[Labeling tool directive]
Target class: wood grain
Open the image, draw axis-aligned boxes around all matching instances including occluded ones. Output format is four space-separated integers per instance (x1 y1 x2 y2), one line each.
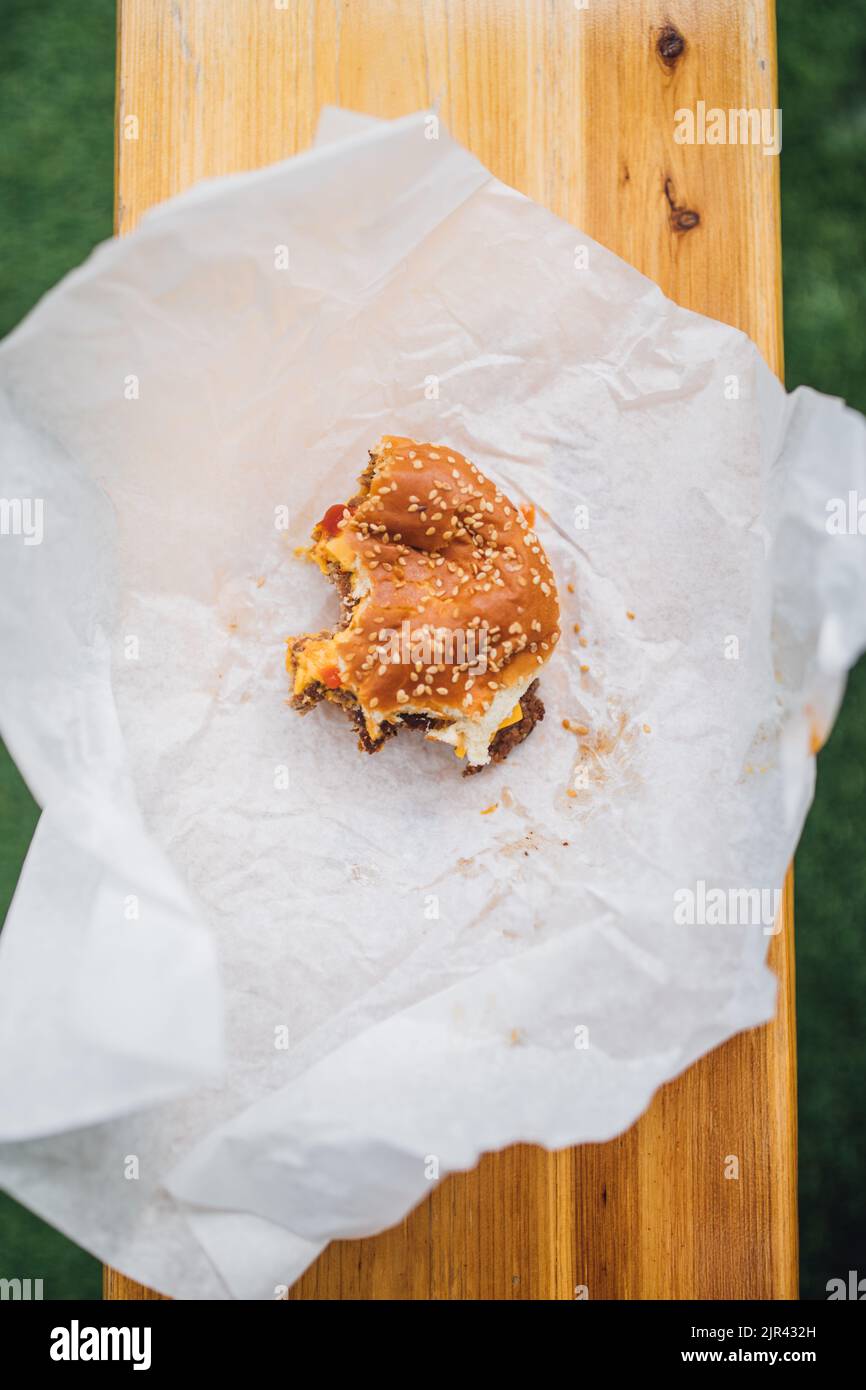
109 0 796 1299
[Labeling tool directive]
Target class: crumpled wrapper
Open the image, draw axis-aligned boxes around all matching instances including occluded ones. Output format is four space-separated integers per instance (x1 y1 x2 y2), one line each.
1 108 865 1299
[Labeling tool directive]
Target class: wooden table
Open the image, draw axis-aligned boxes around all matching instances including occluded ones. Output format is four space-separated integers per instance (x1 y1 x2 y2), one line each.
106 0 796 1300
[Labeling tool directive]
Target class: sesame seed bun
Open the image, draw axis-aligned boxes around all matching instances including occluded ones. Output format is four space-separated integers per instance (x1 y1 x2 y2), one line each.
288 437 561 771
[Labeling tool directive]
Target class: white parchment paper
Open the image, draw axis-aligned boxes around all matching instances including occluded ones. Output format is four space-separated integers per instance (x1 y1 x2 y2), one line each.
1 109 865 1298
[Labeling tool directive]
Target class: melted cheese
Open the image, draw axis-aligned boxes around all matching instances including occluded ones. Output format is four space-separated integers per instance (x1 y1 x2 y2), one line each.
427 673 536 767
321 534 356 570
497 703 523 731
452 702 521 757
292 638 342 694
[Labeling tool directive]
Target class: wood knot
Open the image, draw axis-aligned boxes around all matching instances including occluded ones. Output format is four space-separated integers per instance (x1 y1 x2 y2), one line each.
664 176 700 234
656 22 686 68
672 207 700 232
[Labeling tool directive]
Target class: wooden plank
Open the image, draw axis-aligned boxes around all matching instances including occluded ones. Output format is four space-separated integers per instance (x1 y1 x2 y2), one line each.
109 0 795 1299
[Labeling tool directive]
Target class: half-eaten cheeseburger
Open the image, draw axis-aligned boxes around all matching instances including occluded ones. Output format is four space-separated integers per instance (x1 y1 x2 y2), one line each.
287 437 560 774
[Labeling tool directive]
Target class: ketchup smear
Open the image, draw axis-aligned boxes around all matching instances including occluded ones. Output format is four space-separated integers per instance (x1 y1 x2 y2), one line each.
318 503 352 536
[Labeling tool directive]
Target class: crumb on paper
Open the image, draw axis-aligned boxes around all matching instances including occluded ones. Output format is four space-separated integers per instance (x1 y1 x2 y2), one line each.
567 582 575 594
573 622 581 633
480 803 498 815
563 709 639 801
520 502 535 526
642 723 651 734
498 828 541 859
626 610 635 620
508 1027 524 1045
805 706 824 753
256 576 265 588
580 663 590 674
562 719 589 736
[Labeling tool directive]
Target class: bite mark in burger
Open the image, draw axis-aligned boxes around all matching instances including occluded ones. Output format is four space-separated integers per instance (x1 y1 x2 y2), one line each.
287 437 561 774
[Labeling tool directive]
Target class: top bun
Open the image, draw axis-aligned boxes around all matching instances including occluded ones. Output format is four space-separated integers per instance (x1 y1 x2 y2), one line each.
290 436 560 766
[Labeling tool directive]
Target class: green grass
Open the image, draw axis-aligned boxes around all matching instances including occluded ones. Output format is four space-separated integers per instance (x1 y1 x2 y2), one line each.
0 0 864 1301
779 0 866 1299
0 0 116 338
0 0 116 1300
